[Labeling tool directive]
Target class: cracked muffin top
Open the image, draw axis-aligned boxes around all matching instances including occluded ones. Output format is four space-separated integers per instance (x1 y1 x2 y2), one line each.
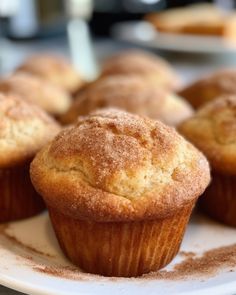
179 69 236 109
179 95 236 174
60 75 193 126
31 108 210 222
101 50 181 91
0 93 60 168
0 72 71 115
17 54 83 93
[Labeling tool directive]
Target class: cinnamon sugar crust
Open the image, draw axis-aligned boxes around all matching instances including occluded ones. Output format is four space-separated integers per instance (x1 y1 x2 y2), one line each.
101 50 181 91
60 75 193 126
0 93 60 168
0 72 71 115
179 69 236 109
179 95 236 174
17 54 83 93
31 108 210 222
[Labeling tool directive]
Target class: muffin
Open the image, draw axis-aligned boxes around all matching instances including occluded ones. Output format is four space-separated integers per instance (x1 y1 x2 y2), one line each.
145 4 225 36
60 75 193 126
179 95 236 226
17 54 83 94
0 72 71 116
179 69 236 109
31 108 210 277
101 50 181 91
145 4 236 41
0 93 60 222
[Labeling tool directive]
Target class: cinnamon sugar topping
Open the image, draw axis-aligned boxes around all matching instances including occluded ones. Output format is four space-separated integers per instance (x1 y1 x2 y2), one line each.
31 108 210 221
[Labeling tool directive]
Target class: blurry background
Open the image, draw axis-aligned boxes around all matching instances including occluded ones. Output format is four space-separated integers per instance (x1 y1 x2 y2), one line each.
0 0 236 81
0 0 234 38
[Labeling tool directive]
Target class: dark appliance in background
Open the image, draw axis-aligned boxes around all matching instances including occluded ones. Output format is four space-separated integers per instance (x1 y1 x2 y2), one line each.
90 0 213 36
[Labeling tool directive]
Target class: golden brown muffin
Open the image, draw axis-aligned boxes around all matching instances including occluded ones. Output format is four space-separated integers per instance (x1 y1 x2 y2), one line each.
60 75 193 126
17 54 83 94
101 50 181 91
145 4 224 35
179 95 236 226
179 69 236 109
31 108 210 277
0 93 60 222
145 4 236 41
0 72 71 115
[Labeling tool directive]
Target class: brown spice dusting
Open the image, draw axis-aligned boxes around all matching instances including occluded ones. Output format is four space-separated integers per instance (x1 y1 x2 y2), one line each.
179 251 196 258
145 243 236 280
32 244 236 282
0 225 54 258
1 223 236 282
34 265 95 281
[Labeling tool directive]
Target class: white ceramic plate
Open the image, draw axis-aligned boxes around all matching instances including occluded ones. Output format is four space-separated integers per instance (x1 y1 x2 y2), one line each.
0 212 236 295
111 21 236 54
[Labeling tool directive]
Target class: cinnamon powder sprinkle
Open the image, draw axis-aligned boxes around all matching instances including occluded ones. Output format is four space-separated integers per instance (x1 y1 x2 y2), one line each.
144 243 236 280
0 224 54 258
33 265 99 281
1 223 236 282
179 251 196 258
33 244 236 281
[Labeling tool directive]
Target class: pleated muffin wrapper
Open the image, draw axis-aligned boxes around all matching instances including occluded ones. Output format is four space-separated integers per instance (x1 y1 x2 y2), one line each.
0 162 45 222
48 202 195 277
200 171 236 227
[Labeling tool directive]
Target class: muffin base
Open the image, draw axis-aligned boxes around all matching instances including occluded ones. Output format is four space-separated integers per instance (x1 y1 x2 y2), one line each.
200 172 236 227
49 203 194 277
0 164 45 222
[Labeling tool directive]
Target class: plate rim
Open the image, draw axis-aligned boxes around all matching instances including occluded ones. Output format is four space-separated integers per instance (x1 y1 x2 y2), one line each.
111 21 236 54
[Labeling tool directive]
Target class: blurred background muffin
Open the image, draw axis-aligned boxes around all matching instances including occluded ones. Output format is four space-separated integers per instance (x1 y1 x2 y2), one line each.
145 4 225 36
16 54 83 95
145 3 236 41
0 72 71 116
60 75 192 126
0 93 60 222
179 69 236 109
179 95 236 226
100 50 181 91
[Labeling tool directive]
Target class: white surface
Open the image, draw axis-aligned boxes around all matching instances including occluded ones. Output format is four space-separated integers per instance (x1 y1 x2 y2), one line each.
0 212 236 295
112 21 236 54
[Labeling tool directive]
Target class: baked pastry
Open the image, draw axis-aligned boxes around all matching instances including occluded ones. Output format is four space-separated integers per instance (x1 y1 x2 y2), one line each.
31 108 210 277
145 3 236 40
16 54 83 94
0 94 60 222
60 75 193 126
179 95 236 226
179 69 236 109
0 72 71 115
145 4 225 36
101 50 181 91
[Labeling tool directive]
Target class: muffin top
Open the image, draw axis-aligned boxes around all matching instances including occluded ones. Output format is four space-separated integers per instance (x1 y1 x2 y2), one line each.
101 50 181 91
17 54 83 93
31 108 210 222
60 75 193 126
179 95 236 175
179 69 236 109
0 93 60 168
0 72 71 115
